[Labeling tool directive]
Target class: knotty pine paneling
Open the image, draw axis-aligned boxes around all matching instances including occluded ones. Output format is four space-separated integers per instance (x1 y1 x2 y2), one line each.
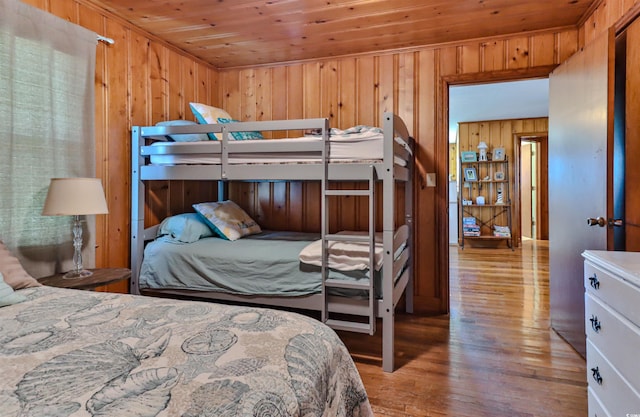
217 29 575 314
82 0 596 69
579 0 639 47
23 0 220 293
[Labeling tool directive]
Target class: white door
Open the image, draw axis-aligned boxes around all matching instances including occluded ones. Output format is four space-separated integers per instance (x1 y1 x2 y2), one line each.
548 31 611 356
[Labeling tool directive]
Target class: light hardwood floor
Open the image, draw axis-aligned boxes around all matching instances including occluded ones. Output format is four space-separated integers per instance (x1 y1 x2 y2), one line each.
338 240 588 416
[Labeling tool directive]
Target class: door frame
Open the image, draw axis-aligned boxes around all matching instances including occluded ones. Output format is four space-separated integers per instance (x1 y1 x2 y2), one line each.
610 0 640 251
437 65 558 312
513 132 549 246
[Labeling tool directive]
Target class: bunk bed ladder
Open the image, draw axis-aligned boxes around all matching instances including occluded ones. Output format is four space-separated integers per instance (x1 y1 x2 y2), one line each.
322 165 377 335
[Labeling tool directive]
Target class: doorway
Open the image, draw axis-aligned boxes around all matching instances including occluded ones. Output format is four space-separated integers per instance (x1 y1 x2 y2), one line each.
438 68 556 313
514 133 549 245
447 79 551 316
448 80 550 248
520 141 537 240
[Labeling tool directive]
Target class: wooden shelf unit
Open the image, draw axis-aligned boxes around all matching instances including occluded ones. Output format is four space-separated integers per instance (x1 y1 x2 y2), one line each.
459 157 513 249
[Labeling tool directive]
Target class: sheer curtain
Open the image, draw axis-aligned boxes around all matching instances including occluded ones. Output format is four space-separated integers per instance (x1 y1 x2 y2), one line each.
0 0 97 277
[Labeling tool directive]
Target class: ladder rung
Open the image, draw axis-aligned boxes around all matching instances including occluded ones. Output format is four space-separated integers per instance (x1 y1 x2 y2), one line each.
325 319 372 333
325 278 370 290
325 233 371 243
325 189 371 196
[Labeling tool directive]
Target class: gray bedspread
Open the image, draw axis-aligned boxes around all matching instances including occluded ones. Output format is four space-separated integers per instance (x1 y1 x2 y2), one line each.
0 286 373 417
139 231 378 296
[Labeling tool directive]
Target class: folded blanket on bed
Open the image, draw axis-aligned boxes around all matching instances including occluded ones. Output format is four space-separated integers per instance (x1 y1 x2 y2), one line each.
299 231 383 271
304 125 382 139
330 125 383 136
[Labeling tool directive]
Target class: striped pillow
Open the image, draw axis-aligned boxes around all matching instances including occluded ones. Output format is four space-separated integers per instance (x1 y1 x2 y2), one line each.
0 241 41 290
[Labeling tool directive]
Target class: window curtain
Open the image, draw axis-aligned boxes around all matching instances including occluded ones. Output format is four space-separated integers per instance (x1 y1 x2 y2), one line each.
0 0 97 278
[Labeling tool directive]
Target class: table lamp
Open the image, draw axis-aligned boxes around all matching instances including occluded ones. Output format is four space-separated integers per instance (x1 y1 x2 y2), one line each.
42 178 109 279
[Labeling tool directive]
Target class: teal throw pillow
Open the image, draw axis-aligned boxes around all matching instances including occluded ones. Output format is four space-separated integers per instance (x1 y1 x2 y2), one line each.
189 102 233 140
157 213 215 243
217 118 264 140
193 200 262 241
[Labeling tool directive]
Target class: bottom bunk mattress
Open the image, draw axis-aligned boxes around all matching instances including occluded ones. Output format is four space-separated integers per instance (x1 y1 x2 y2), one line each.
139 230 381 297
0 285 373 416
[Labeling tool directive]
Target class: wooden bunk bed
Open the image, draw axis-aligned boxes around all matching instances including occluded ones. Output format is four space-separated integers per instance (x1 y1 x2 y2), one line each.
130 112 415 372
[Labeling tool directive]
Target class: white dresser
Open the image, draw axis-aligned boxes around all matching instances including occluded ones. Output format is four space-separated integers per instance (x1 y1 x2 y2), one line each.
582 250 640 416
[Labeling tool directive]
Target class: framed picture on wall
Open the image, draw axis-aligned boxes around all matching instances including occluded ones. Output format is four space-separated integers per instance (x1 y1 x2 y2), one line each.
493 147 505 161
460 151 477 162
494 171 505 181
464 167 477 182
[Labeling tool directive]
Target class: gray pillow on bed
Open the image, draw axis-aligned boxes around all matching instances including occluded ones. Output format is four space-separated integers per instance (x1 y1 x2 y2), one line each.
157 213 215 243
155 120 209 142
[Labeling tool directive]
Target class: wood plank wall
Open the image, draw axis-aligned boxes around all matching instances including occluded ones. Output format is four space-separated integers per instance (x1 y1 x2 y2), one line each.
580 0 639 46
21 0 220 293
217 0 640 314
458 117 549 247
23 0 638 311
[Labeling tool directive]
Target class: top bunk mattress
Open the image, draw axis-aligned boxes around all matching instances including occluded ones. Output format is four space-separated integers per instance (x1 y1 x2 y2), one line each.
147 131 407 166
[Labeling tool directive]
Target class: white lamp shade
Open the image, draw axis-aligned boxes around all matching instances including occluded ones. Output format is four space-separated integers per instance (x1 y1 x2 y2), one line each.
42 178 109 216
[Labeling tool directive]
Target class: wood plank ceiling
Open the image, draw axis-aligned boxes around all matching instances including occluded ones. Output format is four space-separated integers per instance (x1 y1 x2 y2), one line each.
87 0 598 68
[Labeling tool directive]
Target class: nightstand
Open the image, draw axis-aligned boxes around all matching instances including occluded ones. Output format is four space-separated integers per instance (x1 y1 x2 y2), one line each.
37 268 131 291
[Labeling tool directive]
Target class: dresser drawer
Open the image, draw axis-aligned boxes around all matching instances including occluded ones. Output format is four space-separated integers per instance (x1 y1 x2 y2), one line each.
586 340 640 416
585 293 640 390
588 387 611 417
584 261 640 327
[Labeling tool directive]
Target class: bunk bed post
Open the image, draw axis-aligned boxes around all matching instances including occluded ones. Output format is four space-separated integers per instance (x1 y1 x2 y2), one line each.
130 126 145 295
382 113 396 372
320 118 330 324
368 166 377 335
405 137 415 314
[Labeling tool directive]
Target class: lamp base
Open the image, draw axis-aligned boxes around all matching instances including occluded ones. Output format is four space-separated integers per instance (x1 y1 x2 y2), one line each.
63 269 93 279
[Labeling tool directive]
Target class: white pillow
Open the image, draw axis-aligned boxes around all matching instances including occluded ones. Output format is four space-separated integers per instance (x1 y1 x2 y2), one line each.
189 102 233 140
193 200 261 241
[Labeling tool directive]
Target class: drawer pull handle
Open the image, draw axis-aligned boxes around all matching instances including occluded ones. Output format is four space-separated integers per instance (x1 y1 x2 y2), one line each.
588 274 600 290
590 315 601 333
591 367 603 385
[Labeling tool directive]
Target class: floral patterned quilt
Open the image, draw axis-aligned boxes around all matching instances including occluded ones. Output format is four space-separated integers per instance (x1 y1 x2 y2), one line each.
0 286 372 417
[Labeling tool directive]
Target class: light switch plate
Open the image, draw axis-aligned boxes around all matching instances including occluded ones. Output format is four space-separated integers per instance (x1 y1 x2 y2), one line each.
426 173 436 187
